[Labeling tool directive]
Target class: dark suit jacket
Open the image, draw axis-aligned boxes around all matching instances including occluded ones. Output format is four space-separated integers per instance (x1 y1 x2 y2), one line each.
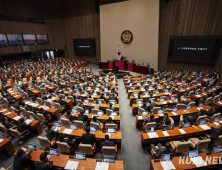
82 133 95 146
13 154 31 170
17 122 30 133
34 161 53 170
59 99 66 106
143 118 155 125
78 114 85 121
13 103 20 110
162 118 171 125
100 141 115 148
3 121 14 129
45 129 57 141
41 95 47 101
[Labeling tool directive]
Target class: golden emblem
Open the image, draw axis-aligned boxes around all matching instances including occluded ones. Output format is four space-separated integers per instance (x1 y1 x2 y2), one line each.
121 30 133 44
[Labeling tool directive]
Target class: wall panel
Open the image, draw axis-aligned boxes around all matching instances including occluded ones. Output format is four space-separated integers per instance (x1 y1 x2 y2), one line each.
159 0 222 72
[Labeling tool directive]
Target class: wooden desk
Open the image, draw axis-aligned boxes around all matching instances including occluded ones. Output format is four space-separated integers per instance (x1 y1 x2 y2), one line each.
0 108 42 134
23 148 123 170
8 89 23 102
59 126 122 146
150 152 221 170
0 138 15 156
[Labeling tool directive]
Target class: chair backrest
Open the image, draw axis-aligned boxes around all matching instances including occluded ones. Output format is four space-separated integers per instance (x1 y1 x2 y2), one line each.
169 117 174 125
188 102 195 108
76 106 84 112
90 122 100 130
205 97 212 105
98 99 104 103
76 99 82 104
106 123 116 129
106 109 112 116
36 113 46 122
213 95 220 103
74 120 84 129
67 96 74 102
196 115 207 125
138 107 145 116
87 98 94 103
38 136 51 148
213 135 222 146
54 103 61 110
79 144 93 155
175 141 190 153
61 118 70 128
152 107 161 114
145 122 156 131
210 113 221 123
179 115 183 128
27 111 35 118
10 129 20 139
56 141 70 153
45 101 51 107
165 108 173 112
196 139 211 150
176 104 186 110
102 146 116 156
37 97 43 104
188 91 194 98
0 123 8 133
91 109 99 115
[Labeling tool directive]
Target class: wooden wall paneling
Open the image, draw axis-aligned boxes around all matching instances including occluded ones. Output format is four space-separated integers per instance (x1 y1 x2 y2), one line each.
159 0 222 72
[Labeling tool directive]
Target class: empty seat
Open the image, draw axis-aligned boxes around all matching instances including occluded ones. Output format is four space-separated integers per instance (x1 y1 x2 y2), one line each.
38 136 56 149
170 140 190 153
61 118 70 128
176 104 186 110
56 141 73 153
79 143 96 156
101 146 117 156
188 138 211 150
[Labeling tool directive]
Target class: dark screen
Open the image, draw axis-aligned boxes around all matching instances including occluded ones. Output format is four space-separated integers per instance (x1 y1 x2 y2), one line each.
74 39 96 57
168 36 222 64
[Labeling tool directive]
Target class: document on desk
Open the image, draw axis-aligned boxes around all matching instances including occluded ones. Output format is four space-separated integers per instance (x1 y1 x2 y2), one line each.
190 157 207 167
214 122 219 126
178 129 186 134
160 161 176 170
64 160 79 170
95 162 109 170
4 112 11 116
162 131 169 136
171 112 177 115
195 95 201 97
159 114 164 117
218 102 222 105
183 110 189 113
110 116 115 120
0 109 7 112
63 128 73 134
0 139 4 143
199 125 211 130
138 116 143 120
25 101 31 104
148 132 159 138
13 116 21 121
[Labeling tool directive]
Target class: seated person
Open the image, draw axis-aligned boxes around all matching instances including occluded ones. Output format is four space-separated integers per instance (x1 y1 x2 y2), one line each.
13 101 20 111
143 114 155 126
91 116 101 126
150 142 174 159
100 93 105 100
17 118 31 133
82 127 95 146
66 110 74 122
2 117 14 129
184 114 195 125
107 103 115 111
34 152 53 170
13 149 31 170
107 117 115 124
193 109 206 122
100 134 115 148
41 93 48 101
58 96 66 106
45 123 57 141
206 107 218 117
208 124 222 142
109 94 117 100
161 113 171 126
163 102 173 110
141 103 148 111
147 100 157 112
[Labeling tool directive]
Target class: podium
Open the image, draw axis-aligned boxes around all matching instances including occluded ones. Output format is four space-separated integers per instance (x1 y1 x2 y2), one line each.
115 60 125 70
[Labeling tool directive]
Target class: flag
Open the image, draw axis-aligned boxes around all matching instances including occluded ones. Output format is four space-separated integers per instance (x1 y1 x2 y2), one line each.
117 48 121 60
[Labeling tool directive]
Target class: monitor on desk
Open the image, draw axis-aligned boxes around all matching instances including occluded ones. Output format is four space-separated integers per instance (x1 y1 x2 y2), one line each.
19 112 24 118
160 98 164 102
103 155 115 163
49 149 59 156
144 92 149 96
161 154 172 161
184 122 191 128
84 100 89 104
72 109 77 113
28 144 36 151
172 108 178 112
70 124 78 130
0 133 4 139
65 97 68 100
142 112 148 116
214 116 220 122
200 119 206 125
186 105 191 110
54 122 61 127
75 153 86 160
48 93 51 96
155 91 159 94
188 150 199 158
165 89 169 93
199 103 203 107
107 128 116 133
180 95 184 99
90 126 97 132
171 97 175 100
51 105 56 109
213 146 222 154
166 125 174 130
85 109 89 114
158 110 163 114
97 111 104 116
111 112 117 116
30 116 34 121
56 95 59 98
148 127 156 132
69 89 72 92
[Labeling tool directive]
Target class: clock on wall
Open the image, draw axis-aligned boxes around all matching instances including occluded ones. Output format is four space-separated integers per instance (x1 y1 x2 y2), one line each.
121 30 133 44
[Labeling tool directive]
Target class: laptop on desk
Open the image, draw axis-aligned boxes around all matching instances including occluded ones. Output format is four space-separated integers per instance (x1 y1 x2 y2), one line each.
49 149 59 156
103 156 115 163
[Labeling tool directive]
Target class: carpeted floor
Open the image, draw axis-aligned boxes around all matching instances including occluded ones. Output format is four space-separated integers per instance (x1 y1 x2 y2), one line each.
0 64 151 170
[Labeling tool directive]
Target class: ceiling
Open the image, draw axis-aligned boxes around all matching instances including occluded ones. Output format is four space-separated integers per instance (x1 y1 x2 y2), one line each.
0 0 128 19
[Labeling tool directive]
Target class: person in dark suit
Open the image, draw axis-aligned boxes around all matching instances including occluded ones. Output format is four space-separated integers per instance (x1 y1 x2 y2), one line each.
209 124 222 142
150 142 175 158
184 114 195 125
13 101 20 110
41 93 47 101
100 134 115 148
65 110 74 122
2 117 14 129
163 102 173 110
34 152 53 170
147 100 157 112
13 149 31 170
193 109 206 122
45 123 57 141
109 94 117 100
161 113 171 126
58 96 66 106
58 134 76 148
141 103 148 111
143 114 155 126
82 127 95 146
78 110 85 121
100 93 105 100
17 118 30 133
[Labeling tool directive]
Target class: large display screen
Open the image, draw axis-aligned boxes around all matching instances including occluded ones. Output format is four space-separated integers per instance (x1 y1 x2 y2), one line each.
0 34 8 46
74 38 96 57
36 34 49 44
7 34 23 45
168 36 222 64
23 34 37 45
